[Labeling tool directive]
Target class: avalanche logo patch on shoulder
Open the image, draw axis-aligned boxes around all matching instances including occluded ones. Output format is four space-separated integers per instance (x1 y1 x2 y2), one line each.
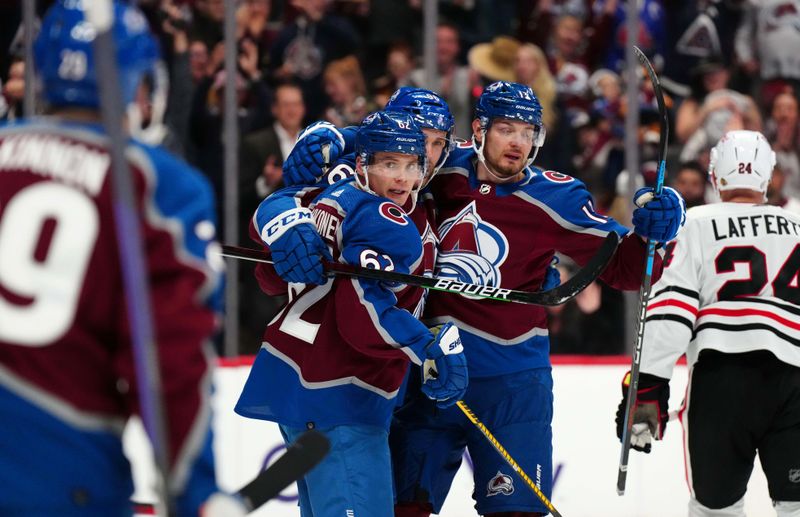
379 202 408 226
543 170 574 183
487 471 514 497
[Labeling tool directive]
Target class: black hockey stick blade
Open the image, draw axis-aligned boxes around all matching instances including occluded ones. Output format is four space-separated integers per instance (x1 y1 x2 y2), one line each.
221 232 619 307
238 430 330 512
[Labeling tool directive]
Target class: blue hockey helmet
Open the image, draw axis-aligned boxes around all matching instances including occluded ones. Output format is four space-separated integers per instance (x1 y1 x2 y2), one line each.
474 81 547 171
355 110 428 203
386 86 456 176
34 0 161 110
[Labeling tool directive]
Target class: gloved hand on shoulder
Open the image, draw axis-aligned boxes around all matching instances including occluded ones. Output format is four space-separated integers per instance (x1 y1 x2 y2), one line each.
282 121 346 186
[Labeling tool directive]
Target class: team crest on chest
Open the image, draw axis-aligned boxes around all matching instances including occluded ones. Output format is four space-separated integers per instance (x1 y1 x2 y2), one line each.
436 201 509 291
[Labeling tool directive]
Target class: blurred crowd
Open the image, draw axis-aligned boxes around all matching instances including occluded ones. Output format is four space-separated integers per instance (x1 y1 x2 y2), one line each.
1 0 799 355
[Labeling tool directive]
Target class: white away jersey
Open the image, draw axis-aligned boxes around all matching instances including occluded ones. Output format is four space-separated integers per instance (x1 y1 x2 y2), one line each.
642 202 800 379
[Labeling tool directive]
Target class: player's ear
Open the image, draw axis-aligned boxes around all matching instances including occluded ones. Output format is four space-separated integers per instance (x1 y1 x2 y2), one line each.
471 119 483 143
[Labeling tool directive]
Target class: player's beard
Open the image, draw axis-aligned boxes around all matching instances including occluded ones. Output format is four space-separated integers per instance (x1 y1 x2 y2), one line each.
485 145 526 179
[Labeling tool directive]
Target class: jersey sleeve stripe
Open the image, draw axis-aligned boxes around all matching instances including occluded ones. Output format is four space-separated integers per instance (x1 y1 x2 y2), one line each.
696 322 800 347
648 299 699 316
652 285 700 300
645 313 695 332
697 307 800 332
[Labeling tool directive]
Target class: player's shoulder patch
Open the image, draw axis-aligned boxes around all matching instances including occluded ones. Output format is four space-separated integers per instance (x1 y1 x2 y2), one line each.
541 170 575 183
379 201 409 226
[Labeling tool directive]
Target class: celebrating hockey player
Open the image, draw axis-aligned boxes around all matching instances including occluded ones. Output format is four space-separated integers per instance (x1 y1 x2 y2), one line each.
268 80 686 516
0 1 238 515
235 110 468 517
616 130 800 517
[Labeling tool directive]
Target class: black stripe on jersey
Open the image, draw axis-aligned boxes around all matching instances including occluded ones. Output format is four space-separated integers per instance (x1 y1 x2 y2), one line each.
652 285 699 300
696 322 800 347
645 313 694 332
726 297 800 318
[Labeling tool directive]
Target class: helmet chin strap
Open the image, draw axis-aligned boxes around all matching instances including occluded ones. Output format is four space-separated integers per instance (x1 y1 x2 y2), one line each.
473 130 528 184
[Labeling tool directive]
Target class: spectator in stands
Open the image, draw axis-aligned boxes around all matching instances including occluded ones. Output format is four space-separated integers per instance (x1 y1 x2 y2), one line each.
767 162 800 214
735 0 800 105
409 22 473 140
241 82 306 214
0 57 24 122
323 55 373 128
372 41 416 97
269 0 360 121
189 43 270 222
468 35 520 84
190 0 225 50
672 161 708 209
237 0 278 73
764 89 800 199
677 58 761 165
515 42 558 130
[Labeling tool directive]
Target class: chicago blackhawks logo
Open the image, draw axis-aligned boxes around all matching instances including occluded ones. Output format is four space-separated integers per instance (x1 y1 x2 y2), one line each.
436 201 508 294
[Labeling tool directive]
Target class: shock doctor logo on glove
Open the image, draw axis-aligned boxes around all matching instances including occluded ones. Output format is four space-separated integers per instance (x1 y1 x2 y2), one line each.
487 471 515 496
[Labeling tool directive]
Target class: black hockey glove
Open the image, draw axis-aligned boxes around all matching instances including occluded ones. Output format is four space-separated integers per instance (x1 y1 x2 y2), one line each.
615 371 670 453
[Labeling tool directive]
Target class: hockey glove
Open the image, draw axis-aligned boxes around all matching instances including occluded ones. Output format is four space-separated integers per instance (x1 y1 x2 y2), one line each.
282 121 346 186
421 323 468 408
632 186 686 242
615 371 670 453
542 256 561 291
261 208 332 285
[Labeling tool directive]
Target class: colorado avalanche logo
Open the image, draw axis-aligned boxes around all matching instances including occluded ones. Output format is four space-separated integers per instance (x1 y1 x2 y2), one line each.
487 471 515 497
436 201 508 294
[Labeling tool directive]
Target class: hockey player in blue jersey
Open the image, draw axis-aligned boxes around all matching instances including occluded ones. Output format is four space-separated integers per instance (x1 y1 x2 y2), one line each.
0 1 248 516
267 81 686 516
235 110 468 517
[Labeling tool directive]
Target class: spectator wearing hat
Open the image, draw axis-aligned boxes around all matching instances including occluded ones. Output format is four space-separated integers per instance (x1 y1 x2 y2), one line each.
468 35 520 83
409 22 473 140
514 42 558 130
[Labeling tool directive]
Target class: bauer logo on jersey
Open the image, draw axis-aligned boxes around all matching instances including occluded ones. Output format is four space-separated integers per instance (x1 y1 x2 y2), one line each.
379 202 409 226
487 471 515 497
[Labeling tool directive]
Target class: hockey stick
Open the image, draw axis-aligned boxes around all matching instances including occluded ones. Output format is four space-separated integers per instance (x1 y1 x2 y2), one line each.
220 231 619 306
238 429 330 511
136 430 330 514
84 2 173 514
616 46 670 496
457 401 563 517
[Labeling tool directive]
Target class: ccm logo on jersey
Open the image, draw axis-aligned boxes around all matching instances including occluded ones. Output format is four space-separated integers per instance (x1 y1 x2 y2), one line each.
379 202 409 225
543 170 574 183
433 278 512 299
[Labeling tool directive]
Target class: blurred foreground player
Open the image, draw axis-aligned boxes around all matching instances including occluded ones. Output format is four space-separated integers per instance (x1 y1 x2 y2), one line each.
0 2 234 515
617 131 800 516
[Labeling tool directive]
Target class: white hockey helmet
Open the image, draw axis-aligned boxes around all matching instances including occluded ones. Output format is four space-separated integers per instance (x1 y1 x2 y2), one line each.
708 130 775 198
